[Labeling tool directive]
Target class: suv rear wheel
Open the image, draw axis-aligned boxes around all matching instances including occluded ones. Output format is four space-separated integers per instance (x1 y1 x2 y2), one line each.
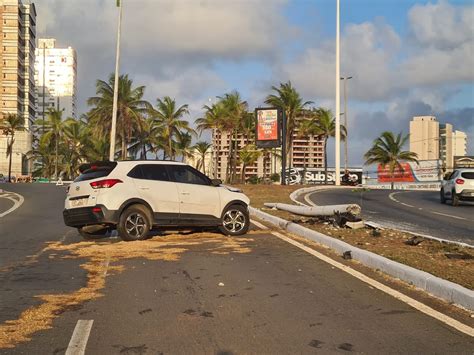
218 205 249 236
451 191 460 207
117 204 152 241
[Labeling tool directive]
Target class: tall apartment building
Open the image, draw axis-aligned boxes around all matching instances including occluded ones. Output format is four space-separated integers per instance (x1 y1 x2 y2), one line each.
409 116 440 161
34 38 77 120
0 0 36 177
409 116 468 171
211 115 325 182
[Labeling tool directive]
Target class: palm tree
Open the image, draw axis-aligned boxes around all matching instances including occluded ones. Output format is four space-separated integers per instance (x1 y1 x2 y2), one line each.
196 102 225 178
1 113 25 182
194 141 212 174
175 131 194 163
265 81 313 166
35 109 67 179
239 144 261 183
151 96 193 160
62 119 89 178
364 131 418 190
87 74 151 160
218 91 248 183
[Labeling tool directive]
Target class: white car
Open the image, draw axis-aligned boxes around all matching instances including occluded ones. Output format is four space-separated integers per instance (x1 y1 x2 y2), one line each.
63 161 250 241
440 168 474 206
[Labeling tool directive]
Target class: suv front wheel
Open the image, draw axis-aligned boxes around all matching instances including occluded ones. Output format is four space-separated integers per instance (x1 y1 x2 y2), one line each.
117 204 152 241
218 205 249 236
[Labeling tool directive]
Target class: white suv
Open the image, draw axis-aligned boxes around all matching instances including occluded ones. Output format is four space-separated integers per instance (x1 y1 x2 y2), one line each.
63 161 250 240
440 168 474 206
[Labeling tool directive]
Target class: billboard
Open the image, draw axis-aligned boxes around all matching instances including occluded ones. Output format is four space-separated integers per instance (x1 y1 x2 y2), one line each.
285 168 363 185
255 108 280 148
377 160 441 183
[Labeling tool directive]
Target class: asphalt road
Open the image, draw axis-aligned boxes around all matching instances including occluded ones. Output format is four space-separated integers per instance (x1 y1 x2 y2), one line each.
1 184 473 354
307 188 474 245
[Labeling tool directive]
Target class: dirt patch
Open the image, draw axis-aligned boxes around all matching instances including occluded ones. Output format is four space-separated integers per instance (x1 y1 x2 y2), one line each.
0 233 253 349
238 184 474 290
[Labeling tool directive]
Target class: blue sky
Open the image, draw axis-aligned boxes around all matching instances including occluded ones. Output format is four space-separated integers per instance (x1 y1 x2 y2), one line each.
36 0 473 164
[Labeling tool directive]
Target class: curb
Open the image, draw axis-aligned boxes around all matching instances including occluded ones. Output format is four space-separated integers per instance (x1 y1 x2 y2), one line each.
249 206 474 311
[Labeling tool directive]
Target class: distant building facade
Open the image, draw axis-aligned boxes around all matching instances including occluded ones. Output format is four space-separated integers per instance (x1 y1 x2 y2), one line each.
211 115 325 182
409 115 468 172
34 38 77 120
0 0 36 177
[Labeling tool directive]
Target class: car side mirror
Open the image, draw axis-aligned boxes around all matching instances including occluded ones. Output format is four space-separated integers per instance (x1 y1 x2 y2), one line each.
211 179 222 187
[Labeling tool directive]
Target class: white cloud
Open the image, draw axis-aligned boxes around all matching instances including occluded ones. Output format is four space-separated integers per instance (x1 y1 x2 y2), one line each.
408 0 474 50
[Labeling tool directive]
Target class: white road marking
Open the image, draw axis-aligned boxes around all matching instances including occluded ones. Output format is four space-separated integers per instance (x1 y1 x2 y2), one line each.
65 320 94 355
268 230 474 337
430 211 467 221
251 219 269 230
304 191 320 206
0 191 24 218
101 258 110 277
388 192 415 208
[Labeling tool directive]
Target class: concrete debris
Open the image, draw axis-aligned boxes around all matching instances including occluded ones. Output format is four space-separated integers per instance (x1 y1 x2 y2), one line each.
346 221 365 229
342 251 352 260
218 282 225 287
263 202 361 217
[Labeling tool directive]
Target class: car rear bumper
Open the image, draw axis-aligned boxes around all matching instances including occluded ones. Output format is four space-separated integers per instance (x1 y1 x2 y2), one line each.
63 205 118 228
459 189 474 200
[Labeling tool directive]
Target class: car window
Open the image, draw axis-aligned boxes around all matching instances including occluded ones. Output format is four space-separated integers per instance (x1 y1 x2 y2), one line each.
128 164 170 181
461 172 474 179
167 165 210 185
448 171 458 180
74 167 114 182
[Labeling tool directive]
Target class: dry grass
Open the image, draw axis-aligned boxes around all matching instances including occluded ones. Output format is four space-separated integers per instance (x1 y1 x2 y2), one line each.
0 232 253 349
238 184 474 290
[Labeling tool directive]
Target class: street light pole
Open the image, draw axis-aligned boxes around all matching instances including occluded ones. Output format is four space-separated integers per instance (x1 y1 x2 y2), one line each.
341 76 352 171
335 0 341 185
109 0 123 162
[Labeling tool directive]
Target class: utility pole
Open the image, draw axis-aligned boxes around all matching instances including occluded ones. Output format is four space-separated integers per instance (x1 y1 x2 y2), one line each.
109 0 123 162
281 110 287 185
341 76 352 171
42 41 45 133
335 0 341 186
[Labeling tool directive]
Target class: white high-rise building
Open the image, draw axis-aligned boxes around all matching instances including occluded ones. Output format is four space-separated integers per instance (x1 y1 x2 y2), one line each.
0 0 36 178
34 38 77 120
453 130 467 157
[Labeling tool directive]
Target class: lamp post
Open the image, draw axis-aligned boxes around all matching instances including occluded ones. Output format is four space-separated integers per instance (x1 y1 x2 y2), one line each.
109 0 123 162
334 0 341 186
340 76 352 171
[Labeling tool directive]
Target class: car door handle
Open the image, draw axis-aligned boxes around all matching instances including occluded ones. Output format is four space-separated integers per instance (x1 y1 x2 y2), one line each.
139 187 150 190
181 192 190 195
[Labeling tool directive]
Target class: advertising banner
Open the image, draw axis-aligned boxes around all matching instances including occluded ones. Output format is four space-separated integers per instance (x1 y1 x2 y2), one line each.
286 168 362 185
377 160 441 183
454 156 474 168
255 108 280 148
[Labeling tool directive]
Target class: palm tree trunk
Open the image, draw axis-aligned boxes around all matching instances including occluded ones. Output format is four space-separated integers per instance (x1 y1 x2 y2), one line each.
241 164 246 183
202 153 206 175
232 129 238 183
324 137 328 185
55 135 59 180
7 136 13 183
227 131 233 183
390 170 394 190
215 131 220 179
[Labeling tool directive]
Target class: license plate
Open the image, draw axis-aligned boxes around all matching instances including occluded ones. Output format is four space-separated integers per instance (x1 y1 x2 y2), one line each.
71 198 87 207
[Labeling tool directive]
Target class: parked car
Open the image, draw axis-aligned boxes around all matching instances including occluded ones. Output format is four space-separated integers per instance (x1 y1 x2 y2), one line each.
63 161 250 241
440 168 474 206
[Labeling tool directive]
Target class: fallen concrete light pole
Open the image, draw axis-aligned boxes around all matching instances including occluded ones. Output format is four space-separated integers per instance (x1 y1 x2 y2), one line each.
263 203 361 216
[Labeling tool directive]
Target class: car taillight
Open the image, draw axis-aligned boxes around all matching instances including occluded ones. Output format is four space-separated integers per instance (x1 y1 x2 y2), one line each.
90 179 123 189
455 178 464 185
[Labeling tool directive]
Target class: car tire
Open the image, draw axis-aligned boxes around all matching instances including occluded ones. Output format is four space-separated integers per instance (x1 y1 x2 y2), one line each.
218 204 249 236
117 204 152 241
451 191 460 207
78 226 110 240
440 189 446 204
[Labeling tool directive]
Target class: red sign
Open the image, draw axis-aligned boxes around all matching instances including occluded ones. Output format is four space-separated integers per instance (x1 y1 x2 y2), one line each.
257 109 278 141
377 163 415 182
